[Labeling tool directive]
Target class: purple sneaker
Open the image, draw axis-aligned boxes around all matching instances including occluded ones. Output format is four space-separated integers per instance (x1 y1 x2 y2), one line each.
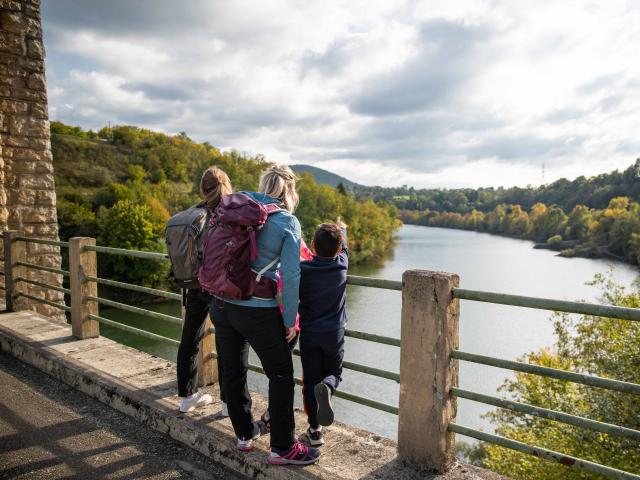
268 440 321 466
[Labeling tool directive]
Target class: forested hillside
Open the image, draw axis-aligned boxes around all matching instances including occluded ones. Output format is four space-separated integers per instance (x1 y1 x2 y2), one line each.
51 122 400 288
357 160 640 267
358 161 640 213
290 164 360 189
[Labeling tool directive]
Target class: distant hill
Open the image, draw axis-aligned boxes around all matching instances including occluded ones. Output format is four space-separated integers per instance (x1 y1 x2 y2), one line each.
290 164 360 188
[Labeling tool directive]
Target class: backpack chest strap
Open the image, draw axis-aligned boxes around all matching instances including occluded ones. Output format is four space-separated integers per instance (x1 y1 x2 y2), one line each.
254 256 280 282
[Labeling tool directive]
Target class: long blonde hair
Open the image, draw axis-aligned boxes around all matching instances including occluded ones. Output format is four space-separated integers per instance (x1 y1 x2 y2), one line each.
258 165 299 213
200 166 232 210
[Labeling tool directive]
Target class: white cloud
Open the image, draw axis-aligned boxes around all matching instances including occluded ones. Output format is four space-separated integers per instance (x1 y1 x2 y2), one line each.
42 0 640 188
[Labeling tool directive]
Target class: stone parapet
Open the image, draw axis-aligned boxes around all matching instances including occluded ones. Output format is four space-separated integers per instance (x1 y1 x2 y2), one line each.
0 310 508 480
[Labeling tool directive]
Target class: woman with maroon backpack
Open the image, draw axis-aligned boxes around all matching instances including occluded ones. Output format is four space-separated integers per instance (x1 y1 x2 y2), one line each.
168 166 233 414
206 165 321 466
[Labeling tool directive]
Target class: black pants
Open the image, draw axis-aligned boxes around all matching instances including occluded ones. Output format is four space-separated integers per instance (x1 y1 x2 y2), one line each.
211 301 295 450
300 329 344 429
177 289 225 400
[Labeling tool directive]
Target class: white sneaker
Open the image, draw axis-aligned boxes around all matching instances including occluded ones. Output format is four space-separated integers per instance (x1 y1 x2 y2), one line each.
237 422 261 452
220 401 229 417
179 391 213 413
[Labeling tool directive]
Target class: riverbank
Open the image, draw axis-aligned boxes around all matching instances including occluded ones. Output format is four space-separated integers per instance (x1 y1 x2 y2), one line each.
402 221 637 268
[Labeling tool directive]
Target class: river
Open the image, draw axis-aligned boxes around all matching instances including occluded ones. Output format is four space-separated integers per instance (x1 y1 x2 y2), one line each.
99 224 638 439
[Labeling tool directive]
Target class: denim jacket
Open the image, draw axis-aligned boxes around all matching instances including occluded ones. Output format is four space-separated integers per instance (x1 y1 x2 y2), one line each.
224 192 302 328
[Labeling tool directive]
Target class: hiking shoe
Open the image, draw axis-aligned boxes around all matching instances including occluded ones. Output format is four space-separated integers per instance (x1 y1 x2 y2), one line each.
314 383 334 426
300 427 324 447
179 391 213 413
220 401 229 417
268 440 321 465
260 411 271 433
237 422 261 452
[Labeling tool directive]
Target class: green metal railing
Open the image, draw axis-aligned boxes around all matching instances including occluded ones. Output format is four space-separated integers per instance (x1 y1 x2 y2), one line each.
451 288 640 480
7 234 640 479
7 237 402 417
449 424 639 480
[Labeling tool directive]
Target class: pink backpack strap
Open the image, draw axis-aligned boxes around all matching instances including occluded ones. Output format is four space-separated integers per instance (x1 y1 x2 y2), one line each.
264 203 285 215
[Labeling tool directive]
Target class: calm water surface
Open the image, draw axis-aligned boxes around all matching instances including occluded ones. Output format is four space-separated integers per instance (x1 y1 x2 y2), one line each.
100 225 638 439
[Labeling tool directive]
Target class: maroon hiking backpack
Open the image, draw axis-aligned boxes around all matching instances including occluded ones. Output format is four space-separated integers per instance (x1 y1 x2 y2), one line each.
198 193 283 300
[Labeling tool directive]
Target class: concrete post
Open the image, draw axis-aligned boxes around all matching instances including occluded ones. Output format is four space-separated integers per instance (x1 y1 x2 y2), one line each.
3 230 26 312
398 270 460 473
69 237 99 339
197 315 217 387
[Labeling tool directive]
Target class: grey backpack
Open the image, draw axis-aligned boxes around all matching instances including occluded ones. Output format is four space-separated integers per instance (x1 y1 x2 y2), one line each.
165 204 210 289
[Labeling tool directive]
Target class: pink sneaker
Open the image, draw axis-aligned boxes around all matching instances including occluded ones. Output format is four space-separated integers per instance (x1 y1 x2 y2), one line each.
268 441 321 465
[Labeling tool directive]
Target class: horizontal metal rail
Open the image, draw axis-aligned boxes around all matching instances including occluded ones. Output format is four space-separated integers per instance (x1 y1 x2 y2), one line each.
453 288 640 322
15 236 69 248
89 314 180 346
452 387 640 441
18 292 71 312
449 423 640 480
218 352 399 415
347 275 402 291
344 328 401 347
209 325 400 348
292 348 400 383
452 350 640 395
85 276 182 301
206 326 399 381
85 296 182 325
16 261 69 277
15 277 71 295
85 245 169 262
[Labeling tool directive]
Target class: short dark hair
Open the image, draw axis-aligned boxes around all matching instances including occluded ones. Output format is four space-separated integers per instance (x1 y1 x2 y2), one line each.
313 223 343 257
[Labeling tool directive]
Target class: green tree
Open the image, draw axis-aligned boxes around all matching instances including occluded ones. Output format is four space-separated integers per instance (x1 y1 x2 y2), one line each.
483 273 640 479
97 200 168 286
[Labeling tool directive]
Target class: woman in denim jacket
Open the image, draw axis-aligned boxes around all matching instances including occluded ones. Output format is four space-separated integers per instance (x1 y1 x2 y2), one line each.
211 165 320 466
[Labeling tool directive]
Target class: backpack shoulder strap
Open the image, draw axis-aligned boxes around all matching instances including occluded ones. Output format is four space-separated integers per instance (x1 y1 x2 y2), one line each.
264 203 285 215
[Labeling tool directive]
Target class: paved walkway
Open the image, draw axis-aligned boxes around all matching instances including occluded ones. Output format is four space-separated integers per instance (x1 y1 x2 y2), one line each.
0 351 243 480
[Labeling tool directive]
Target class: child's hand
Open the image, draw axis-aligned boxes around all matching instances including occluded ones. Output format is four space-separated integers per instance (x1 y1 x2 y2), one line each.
336 216 347 229
285 327 297 342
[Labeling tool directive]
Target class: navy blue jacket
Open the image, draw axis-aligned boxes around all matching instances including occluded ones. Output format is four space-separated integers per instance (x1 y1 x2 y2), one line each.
298 229 348 333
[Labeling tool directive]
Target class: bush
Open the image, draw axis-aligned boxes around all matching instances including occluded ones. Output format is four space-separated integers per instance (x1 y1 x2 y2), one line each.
547 234 563 245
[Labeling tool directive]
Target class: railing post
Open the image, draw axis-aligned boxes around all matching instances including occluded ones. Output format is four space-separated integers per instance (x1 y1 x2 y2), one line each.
197 315 217 387
398 270 459 473
69 237 99 339
3 230 26 312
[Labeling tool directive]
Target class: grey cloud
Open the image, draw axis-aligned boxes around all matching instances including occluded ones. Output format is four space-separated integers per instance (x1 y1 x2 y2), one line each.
600 94 622 113
301 36 359 78
616 140 640 155
42 0 213 37
349 19 492 117
468 134 584 162
543 107 584 124
123 81 210 101
577 73 619 95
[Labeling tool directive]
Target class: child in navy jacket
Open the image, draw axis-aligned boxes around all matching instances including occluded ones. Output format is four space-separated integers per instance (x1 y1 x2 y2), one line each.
298 218 348 446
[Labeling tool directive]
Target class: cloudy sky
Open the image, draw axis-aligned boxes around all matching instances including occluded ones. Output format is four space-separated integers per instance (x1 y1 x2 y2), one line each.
42 1 640 188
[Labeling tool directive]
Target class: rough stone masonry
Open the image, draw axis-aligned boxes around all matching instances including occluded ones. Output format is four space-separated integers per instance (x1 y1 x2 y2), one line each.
0 0 64 317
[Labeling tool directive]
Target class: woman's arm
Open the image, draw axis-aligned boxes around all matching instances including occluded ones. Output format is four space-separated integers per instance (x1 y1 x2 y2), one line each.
279 215 302 328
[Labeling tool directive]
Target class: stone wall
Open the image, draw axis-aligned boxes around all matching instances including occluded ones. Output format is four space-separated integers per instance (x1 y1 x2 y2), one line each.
0 0 64 317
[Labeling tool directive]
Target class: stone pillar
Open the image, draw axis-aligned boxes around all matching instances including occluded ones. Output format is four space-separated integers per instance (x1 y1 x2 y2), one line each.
69 237 98 339
0 0 64 317
398 270 460 473
3 229 25 311
197 315 217 387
